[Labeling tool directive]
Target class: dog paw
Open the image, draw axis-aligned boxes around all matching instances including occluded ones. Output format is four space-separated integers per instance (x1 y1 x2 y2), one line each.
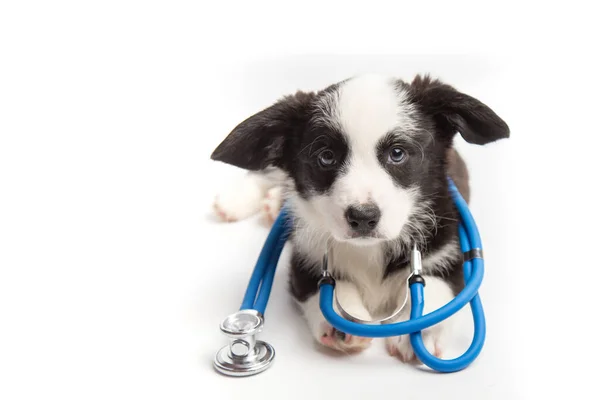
385 333 442 364
318 322 372 353
212 176 265 222
260 187 283 225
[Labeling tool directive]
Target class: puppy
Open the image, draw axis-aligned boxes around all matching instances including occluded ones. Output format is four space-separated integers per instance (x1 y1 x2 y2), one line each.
210 74 509 362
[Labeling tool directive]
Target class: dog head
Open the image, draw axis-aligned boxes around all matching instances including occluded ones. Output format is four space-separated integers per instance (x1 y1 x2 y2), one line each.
211 74 509 246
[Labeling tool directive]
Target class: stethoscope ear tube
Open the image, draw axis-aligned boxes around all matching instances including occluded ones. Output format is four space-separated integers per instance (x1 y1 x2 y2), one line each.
410 179 486 372
239 209 291 314
407 224 486 372
406 180 486 372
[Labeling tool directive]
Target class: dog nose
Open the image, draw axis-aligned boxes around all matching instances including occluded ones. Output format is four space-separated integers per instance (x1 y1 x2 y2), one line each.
345 204 381 233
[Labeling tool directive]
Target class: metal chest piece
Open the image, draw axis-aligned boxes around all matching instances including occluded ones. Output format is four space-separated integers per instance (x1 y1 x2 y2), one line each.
213 309 275 377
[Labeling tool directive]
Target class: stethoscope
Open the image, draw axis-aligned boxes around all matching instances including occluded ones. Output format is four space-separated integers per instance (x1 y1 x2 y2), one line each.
213 178 486 377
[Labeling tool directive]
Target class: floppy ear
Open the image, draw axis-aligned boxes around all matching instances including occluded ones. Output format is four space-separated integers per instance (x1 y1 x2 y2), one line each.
210 91 314 171
408 75 510 145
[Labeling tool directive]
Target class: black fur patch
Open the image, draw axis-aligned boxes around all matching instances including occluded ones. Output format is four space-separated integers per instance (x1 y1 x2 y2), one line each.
375 130 434 189
284 120 349 198
288 250 322 302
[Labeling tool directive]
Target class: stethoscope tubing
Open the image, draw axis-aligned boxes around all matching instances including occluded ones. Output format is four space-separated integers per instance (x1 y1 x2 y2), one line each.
408 223 486 372
239 209 290 314
237 178 485 372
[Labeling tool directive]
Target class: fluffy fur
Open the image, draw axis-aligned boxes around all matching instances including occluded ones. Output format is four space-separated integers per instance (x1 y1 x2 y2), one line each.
210 73 509 361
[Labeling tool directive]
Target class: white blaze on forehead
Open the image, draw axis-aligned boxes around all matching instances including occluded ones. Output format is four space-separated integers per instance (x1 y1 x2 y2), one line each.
335 74 410 146
318 74 417 145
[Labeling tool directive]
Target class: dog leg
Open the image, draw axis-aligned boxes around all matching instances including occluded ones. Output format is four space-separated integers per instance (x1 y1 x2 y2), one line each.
300 281 373 353
385 276 456 363
212 171 276 222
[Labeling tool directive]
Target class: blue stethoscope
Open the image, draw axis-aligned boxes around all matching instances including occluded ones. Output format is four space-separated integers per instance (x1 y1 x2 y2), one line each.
213 178 485 377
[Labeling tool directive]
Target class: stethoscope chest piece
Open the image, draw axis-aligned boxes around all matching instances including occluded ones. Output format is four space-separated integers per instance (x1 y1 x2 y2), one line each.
213 309 275 377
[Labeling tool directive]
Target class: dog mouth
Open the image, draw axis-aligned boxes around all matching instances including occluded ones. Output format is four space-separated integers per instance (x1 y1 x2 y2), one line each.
343 230 386 245
349 231 383 239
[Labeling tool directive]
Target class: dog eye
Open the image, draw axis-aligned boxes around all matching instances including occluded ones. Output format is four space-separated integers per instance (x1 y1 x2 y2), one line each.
318 149 336 167
388 146 406 163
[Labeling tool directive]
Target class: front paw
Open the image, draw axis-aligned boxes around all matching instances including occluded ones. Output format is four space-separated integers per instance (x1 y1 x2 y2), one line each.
318 322 372 353
385 332 443 364
212 175 265 222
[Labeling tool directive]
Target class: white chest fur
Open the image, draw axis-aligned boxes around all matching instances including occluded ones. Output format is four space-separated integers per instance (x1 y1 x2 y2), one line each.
330 241 416 318
293 232 409 318
293 227 460 320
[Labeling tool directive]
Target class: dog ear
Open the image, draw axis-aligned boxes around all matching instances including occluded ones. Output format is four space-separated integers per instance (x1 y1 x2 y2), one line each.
210 91 314 171
408 75 510 145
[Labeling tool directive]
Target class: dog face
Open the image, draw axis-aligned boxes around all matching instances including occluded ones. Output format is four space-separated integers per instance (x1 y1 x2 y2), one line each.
211 74 509 245
289 75 431 245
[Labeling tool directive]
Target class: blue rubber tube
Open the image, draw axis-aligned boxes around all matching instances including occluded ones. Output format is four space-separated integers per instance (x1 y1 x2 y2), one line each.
239 208 290 311
253 226 290 314
408 223 486 372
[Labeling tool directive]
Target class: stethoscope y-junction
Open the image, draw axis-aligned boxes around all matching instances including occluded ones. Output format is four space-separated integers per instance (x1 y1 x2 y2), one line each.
213 178 486 377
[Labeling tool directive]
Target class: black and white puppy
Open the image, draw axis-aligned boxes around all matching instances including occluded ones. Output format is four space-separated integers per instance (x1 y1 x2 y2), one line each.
210 74 509 362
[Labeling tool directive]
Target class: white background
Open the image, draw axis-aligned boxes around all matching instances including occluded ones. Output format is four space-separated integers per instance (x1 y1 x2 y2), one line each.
1 1 599 399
